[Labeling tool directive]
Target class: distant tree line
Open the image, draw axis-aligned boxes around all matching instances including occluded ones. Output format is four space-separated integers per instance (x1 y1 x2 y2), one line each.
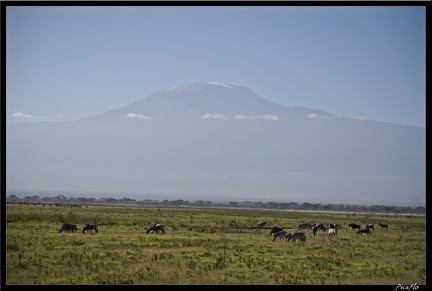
6 193 425 215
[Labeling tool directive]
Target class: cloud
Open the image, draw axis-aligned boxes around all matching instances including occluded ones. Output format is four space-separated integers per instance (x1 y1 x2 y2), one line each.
202 113 228 120
56 114 64 118
261 114 279 121
126 113 151 120
12 112 32 118
234 114 279 121
307 113 330 119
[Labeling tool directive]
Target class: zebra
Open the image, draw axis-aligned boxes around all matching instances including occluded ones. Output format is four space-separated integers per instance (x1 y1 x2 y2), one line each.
327 223 340 229
378 223 388 230
146 223 165 234
257 221 267 228
272 230 287 242
285 232 307 242
328 228 338 236
357 227 371 235
365 224 375 231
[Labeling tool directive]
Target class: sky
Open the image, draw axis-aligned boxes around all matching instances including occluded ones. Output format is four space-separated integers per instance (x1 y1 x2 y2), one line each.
6 5 426 127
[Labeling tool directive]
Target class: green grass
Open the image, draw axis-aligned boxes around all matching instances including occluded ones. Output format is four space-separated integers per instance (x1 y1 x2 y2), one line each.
6 204 426 285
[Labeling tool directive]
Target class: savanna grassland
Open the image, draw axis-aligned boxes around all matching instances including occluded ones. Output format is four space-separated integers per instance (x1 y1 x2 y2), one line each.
5 203 426 285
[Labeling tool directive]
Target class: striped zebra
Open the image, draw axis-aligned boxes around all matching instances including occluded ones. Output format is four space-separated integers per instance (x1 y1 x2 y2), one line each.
328 228 338 236
272 231 287 242
285 231 306 243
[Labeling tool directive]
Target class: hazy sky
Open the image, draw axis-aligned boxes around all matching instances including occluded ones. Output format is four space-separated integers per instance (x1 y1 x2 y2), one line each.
6 5 426 127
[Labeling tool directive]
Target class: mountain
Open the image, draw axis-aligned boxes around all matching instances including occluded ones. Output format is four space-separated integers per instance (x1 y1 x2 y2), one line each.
80 82 333 123
6 82 426 207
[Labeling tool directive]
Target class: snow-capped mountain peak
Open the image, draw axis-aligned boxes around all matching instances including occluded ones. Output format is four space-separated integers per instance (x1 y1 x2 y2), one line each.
206 82 240 89
162 82 242 93
82 82 334 122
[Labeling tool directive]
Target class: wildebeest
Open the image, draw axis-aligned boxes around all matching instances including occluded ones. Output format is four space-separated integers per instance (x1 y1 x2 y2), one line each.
146 223 165 234
58 223 77 233
285 231 306 242
348 223 361 230
315 223 326 231
311 223 325 236
365 224 375 231
298 223 313 230
328 228 338 236
272 230 287 242
257 221 267 228
357 227 371 235
311 225 318 236
378 223 388 230
269 226 284 236
82 224 98 234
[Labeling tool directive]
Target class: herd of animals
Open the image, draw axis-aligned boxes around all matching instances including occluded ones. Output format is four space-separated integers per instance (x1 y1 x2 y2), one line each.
57 222 165 234
257 221 389 242
58 223 99 234
58 220 388 242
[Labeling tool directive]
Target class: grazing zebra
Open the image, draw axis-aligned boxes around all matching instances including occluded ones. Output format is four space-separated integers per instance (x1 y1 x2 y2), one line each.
58 223 77 233
365 224 375 231
328 228 338 236
315 223 326 231
257 221 267 228
269 227 284 236
357 227 371 235
146 223 165 234
272 231 287 242
285 232 307 243
378 223 388 230
82 224 98 234
327 223 340 229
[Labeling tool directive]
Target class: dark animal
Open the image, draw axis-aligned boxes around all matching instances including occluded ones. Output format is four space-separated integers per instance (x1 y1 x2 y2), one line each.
378 223 388 230
312 225 318 236
269 227 284 236
365 224 375 231
328 228 338 236
311 223 325 236
82 224 98 234
348 223 361 230
272 230 287 242
327 223 340 229
58 223 77 233
315 223 326 231
257 221 267 227
146 223 165 234
357 227 371 235
286 232 307 242
298 223 313 230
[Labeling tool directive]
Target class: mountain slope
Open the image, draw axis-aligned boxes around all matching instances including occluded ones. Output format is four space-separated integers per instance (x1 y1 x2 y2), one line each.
80 82 333 123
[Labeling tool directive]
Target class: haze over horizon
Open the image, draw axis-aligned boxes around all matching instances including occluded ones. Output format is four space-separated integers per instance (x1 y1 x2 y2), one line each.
6 82 426 208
